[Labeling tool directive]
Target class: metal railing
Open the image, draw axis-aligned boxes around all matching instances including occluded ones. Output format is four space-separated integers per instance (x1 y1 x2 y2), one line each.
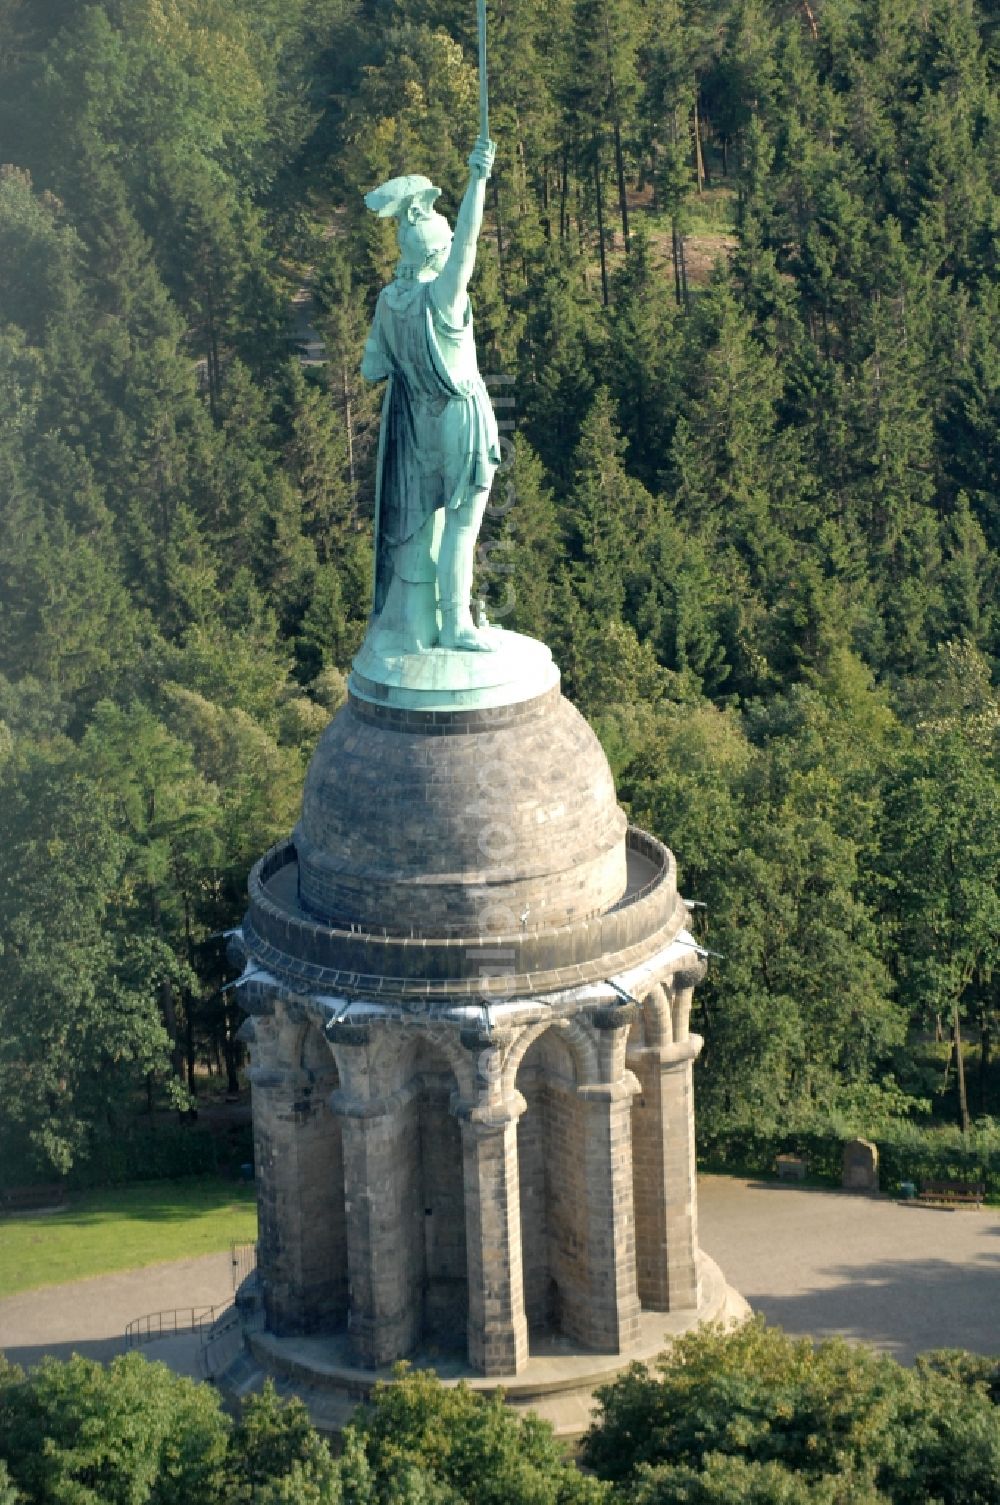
231 1239 258 1294
124 1306 219 1348
254 828 672 943
196 1244 264 1382
198 1302 264 1381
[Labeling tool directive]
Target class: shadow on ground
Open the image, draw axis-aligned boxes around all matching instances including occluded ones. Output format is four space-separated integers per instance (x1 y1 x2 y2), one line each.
2 1332 206 1380
746 1250 1000 1364
2 1337 126 1368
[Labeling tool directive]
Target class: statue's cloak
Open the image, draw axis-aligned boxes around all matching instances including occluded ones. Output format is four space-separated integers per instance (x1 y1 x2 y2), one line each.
365 281 499 614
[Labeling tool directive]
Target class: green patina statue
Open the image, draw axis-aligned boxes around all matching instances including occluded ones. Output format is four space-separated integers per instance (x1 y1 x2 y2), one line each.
348 6 557 709
360 136 500 654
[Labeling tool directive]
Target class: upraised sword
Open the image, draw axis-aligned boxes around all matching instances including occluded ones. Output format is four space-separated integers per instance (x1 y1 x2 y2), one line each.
477 0 489 141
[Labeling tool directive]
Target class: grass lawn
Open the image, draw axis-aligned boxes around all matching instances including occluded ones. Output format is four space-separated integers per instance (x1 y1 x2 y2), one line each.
0 1178 258 1299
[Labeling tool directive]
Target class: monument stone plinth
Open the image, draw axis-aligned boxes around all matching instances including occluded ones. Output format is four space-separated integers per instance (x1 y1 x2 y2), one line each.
224 643 747 1433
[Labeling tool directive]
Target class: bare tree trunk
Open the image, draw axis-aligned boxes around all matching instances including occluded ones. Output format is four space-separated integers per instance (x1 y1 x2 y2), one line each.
954 1004 971 1134
693 91 705 195
979 1019 990 1114
671 222 683 306
185 1008 197 1102
206 283 220 423
224 1004 242 1097
152 888 183 1083
593 135 609 307
160 977 184 1085
148 873 185 1107
612 115 630 251
342 365 355 499
517 137 529 215
560 143 569 241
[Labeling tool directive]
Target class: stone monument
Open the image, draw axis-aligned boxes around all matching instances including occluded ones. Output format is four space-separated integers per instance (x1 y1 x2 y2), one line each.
842 1138 879 1193
221 34 744 1434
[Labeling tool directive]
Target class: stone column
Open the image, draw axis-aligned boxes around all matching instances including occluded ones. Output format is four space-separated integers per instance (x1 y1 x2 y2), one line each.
573 1076 642 1351
629 1034 704 1312
250 1056 347 1335
459 1094 529 1376
333 1081 422 1367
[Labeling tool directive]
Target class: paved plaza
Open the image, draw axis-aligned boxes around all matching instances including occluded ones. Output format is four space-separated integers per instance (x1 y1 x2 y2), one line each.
0 1250 233 1375
1 1177 997 1376
698 1175 1000 1364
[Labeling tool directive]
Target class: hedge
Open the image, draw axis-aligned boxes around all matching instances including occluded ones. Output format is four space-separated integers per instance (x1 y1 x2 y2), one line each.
1 1122 253 1192
699 1118 1000 1197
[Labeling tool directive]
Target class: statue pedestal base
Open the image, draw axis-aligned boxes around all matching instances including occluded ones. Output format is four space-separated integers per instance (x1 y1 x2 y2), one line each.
349 627 559 712
215 1255 749 1440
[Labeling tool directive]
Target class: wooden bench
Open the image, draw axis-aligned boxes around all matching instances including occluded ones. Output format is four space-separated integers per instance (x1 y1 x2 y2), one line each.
917 1178 985 1208
775 1154 808 1182
0 1183 67 1214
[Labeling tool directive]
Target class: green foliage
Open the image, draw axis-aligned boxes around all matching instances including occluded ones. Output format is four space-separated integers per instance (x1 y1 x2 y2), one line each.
0 743 172 1175
629 1452 880 1504
0 1353 231 1505
877 726 1000 1027
583 1319 1000 1503
61 1124 225 1187
0 1459 18 1505
226 1383 340 1504
0 1360 347 1505
698 1116 1000 1199
2 1337 999 1505
347 1365 607 1504
0 1357 605 1505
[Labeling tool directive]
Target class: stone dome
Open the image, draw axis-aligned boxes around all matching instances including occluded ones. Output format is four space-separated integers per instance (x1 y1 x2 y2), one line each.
294 682 627 936
243 679 684 1000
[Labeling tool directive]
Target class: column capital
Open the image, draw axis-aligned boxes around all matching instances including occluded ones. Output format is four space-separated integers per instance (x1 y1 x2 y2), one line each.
454 1089 527 1132
329 1078 421 1120
591 1002 639 1031
247 1065 316 1091
627 1033 703 1069
669 965 706 992
576 1071 642 1104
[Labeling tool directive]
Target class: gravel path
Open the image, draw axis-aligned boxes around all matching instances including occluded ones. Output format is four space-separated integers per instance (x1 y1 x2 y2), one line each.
2 1179 997 1378
0 1250 234 1374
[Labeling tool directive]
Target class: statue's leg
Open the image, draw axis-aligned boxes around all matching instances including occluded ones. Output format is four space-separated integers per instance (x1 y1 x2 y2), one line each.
438 488 494 651
371 510 443 653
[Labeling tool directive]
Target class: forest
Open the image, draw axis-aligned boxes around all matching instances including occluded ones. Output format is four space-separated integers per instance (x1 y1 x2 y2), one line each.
0 0 998 1187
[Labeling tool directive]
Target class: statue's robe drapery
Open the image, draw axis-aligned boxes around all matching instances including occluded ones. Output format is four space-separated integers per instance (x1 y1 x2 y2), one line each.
363 280 500 614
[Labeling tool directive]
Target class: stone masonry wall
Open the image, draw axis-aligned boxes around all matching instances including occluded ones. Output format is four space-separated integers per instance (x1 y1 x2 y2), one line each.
515 1032 590 1349
419 1075 468 1348
252 1035 347 1335
248 980 704 1377
544 1081 589 1346
516 1080 549 1331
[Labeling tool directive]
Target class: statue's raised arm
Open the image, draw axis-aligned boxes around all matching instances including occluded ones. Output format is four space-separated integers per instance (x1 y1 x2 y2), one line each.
432 137 495 328
358 137 501 655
